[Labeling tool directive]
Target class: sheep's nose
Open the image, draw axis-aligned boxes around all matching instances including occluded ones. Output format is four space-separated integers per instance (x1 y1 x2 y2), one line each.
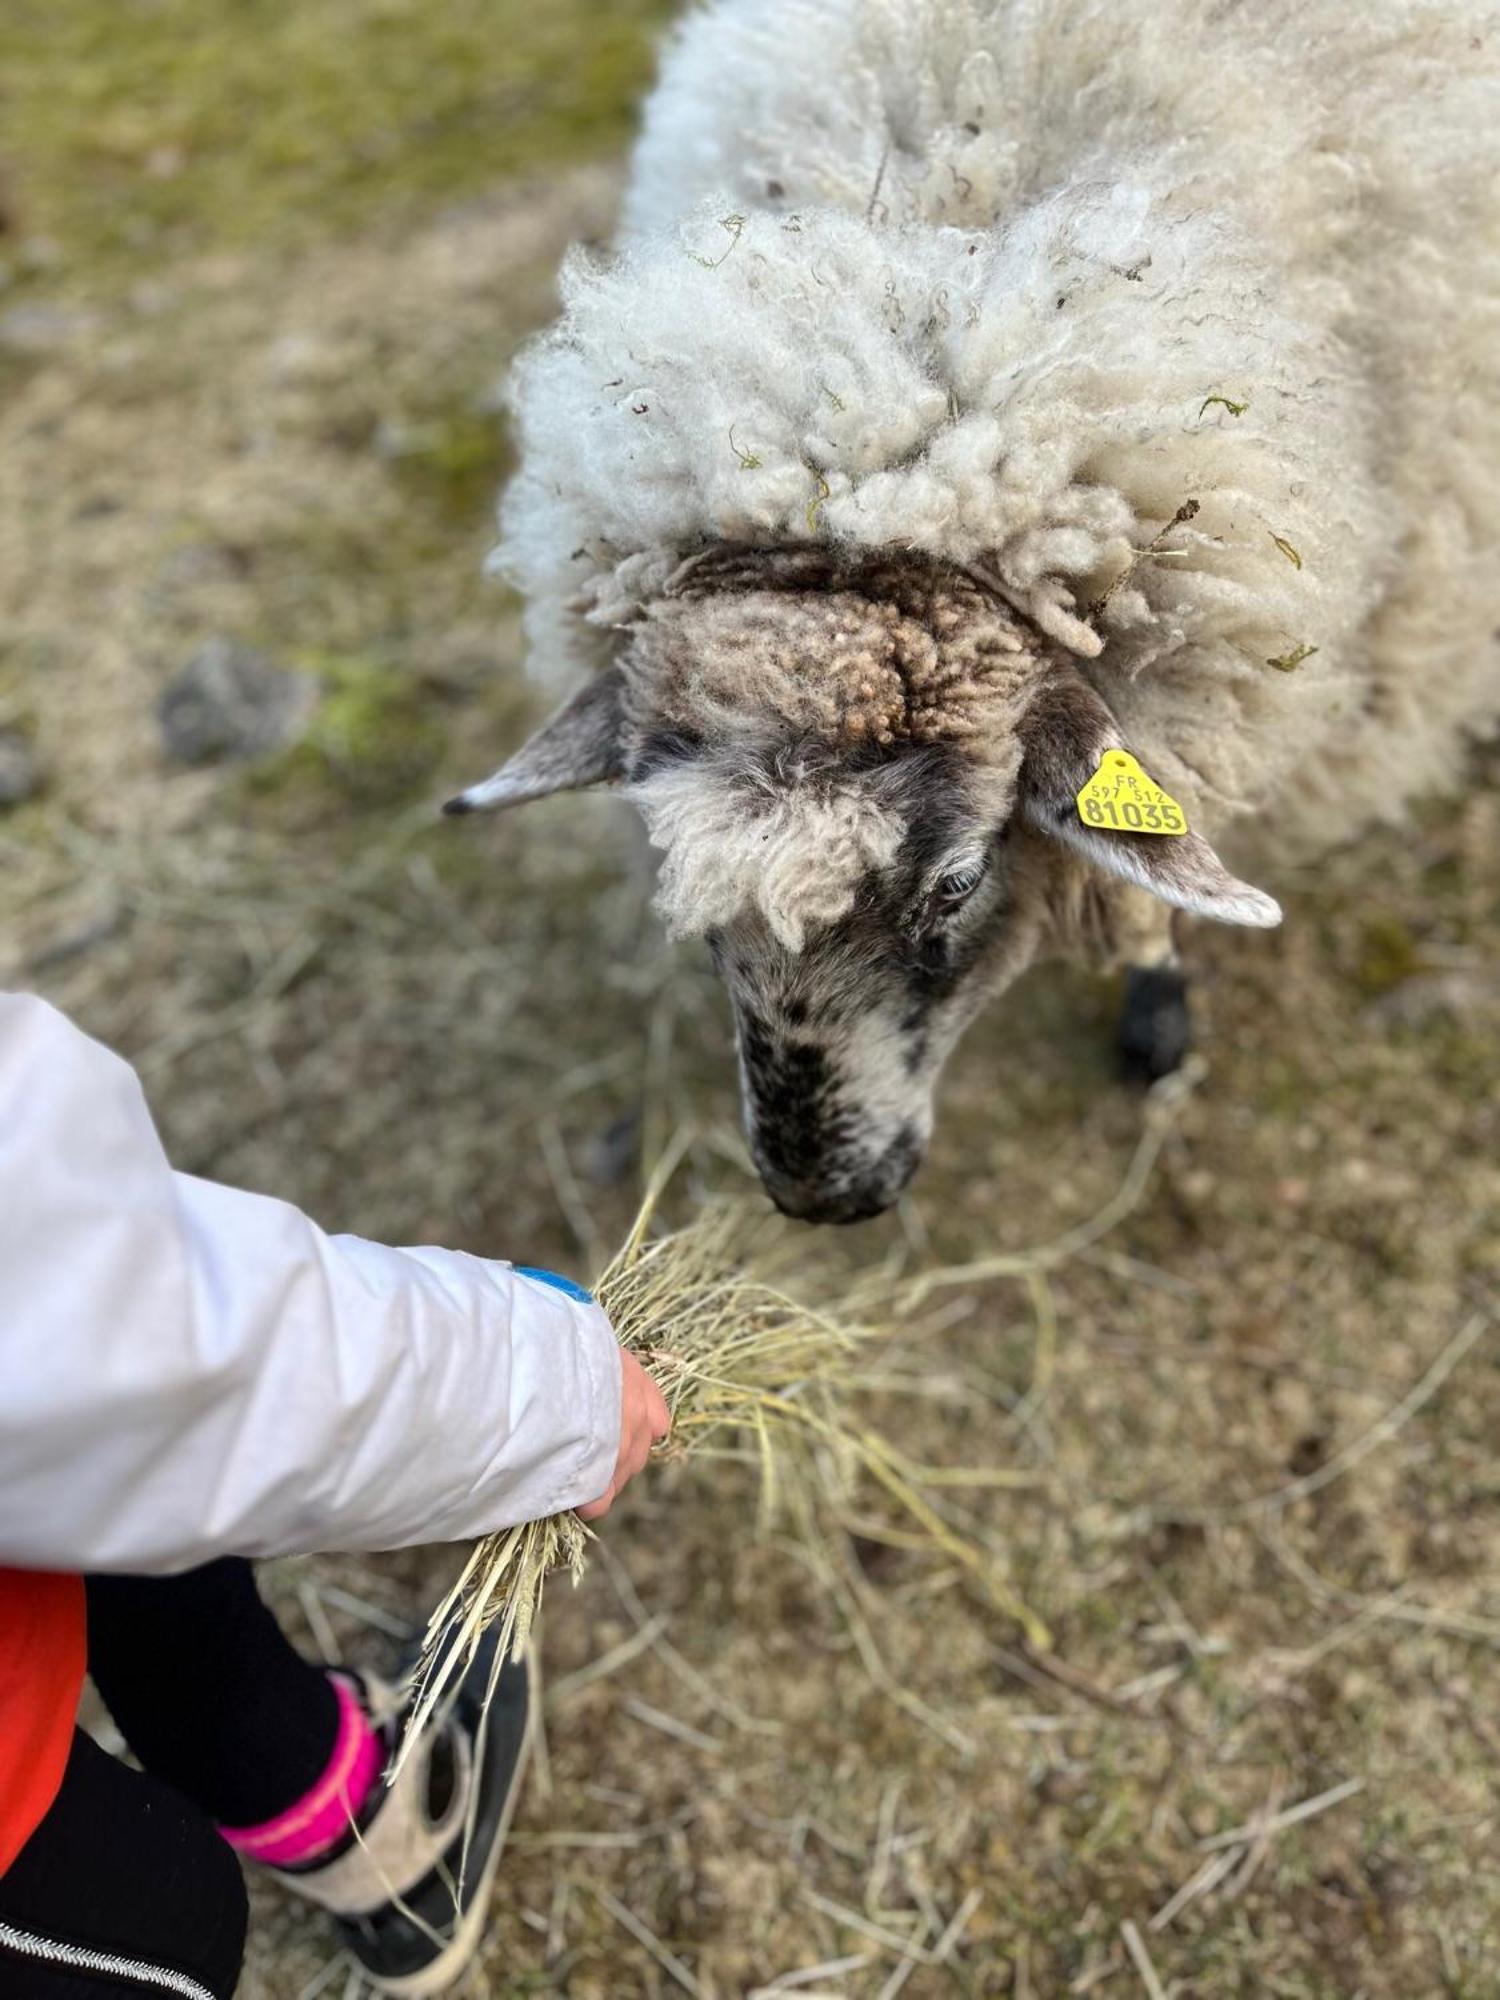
764 1175 893 1226
757 1130 923 1226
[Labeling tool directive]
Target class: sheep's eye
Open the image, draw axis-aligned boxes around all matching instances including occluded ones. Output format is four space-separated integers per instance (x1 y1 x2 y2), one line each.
934 862 985 908
909 856 991 944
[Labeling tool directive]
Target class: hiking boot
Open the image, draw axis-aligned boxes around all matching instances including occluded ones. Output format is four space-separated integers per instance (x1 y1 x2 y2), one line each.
273 1632 530 1997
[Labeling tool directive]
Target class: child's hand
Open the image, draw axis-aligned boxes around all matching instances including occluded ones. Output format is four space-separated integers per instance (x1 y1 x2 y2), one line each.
576 1351 671 1521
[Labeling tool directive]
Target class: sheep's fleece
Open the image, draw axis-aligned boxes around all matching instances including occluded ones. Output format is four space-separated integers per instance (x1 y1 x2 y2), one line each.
495 0 1499 864
468 1 1499 1216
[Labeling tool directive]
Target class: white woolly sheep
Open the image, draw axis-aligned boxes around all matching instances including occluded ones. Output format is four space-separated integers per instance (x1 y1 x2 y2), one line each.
450 0 1500 1222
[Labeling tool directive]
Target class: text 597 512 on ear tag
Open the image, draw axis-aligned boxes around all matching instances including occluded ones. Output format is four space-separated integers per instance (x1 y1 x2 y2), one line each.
1076 750 1188 836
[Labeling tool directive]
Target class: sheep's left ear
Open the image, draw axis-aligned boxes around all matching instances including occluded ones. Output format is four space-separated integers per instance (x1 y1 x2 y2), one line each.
444 668 626 815
1018 671 1282 928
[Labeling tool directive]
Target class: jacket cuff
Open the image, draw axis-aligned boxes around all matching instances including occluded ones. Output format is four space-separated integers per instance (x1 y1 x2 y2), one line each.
506 1267 623 1516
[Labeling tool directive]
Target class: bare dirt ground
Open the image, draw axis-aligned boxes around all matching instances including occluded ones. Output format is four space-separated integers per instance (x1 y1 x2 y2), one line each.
3 13 1499 1995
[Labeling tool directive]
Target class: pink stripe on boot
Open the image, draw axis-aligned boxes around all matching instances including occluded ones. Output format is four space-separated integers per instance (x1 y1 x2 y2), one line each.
220 1675 382 1867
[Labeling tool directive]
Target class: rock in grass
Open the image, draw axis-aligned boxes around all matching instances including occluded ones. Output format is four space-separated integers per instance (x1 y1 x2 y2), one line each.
0 302 95 356
0 730 39 808
157 638 316 766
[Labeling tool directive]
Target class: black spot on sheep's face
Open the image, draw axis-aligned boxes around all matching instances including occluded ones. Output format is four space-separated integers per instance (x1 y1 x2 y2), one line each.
708 806 1047 1224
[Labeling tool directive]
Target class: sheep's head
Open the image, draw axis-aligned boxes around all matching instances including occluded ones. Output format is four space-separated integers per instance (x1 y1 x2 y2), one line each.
450 551 1279 1223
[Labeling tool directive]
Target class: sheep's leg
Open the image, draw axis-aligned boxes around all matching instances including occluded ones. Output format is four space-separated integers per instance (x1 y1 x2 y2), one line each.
1112 897 1191 1082
1118 959 1193 1082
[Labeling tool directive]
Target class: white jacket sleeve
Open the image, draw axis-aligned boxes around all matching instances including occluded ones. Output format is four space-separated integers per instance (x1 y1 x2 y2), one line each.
0 994 622 1574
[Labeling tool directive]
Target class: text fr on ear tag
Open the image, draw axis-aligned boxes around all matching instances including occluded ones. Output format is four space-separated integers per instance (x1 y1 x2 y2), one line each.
1076 750 1188 836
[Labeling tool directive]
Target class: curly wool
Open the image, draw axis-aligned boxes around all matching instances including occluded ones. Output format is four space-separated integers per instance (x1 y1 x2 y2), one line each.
636 761 907 952
626 553 1039 941
495 0 1500 871
634 552 1038 750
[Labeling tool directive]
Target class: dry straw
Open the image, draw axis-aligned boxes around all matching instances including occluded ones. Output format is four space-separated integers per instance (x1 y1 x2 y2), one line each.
400 1066 1201 1765
399 1191 1034 1764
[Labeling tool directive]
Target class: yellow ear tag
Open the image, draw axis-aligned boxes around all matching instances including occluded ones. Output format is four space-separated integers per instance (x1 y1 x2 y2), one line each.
1076 750 1188 836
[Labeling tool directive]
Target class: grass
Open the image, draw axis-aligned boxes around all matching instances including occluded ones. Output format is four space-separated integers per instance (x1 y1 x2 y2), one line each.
254 652 450 807
1 0 675 294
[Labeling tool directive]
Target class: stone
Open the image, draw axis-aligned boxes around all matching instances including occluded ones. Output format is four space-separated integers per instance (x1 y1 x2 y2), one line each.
156 639 316 766
0 730 39 808
0 302 94 355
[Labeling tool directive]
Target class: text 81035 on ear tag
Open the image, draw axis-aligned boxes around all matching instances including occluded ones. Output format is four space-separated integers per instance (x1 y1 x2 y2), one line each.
1076 751 1188 836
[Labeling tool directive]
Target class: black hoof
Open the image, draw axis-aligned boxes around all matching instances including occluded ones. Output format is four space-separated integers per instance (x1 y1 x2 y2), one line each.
1118 965 1192 1084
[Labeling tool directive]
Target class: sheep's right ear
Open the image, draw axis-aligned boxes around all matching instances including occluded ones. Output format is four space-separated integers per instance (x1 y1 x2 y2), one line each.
1018 669 1282 928
443 668 626 815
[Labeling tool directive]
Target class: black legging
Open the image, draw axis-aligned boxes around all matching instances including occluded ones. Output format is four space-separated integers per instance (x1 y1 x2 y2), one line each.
0 1561 341 1999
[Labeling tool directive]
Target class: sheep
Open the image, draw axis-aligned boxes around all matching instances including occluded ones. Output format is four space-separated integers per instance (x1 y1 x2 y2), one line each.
448 0 1500 1224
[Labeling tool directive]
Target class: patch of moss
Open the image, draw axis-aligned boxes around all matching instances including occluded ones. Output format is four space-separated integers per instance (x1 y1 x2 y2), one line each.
250 652 446 810
2 0 677 295
1355 913 1425 996
382 399 511 526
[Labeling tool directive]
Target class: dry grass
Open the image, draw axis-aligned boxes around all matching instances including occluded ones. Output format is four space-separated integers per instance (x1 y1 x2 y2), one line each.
400 1196 895 1755
415 1194 908 1713
5 9 1500 1994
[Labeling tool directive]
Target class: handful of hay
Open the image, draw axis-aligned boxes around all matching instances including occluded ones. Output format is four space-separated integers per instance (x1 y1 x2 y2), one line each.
400 1195 1034 1758
401 1072 1199 1759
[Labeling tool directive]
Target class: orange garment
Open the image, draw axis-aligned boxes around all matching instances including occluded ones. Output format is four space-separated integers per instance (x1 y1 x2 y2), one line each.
0 1567 85 1876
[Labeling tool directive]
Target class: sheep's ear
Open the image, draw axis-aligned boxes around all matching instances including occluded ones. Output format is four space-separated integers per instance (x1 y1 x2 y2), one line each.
443 669 626 815
1018 672 1282 929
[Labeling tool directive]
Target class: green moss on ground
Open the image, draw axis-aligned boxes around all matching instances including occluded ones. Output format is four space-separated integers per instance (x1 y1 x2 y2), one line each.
249 652 447 808
381 397 512 524
1356 912 1426 996
1 0 674 293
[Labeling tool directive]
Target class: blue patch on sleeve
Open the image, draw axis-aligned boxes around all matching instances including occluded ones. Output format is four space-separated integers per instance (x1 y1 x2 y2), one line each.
514 1264 594 1305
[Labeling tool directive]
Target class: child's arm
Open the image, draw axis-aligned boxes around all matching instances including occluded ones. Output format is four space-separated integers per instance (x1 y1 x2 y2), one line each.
0 993 655 1574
